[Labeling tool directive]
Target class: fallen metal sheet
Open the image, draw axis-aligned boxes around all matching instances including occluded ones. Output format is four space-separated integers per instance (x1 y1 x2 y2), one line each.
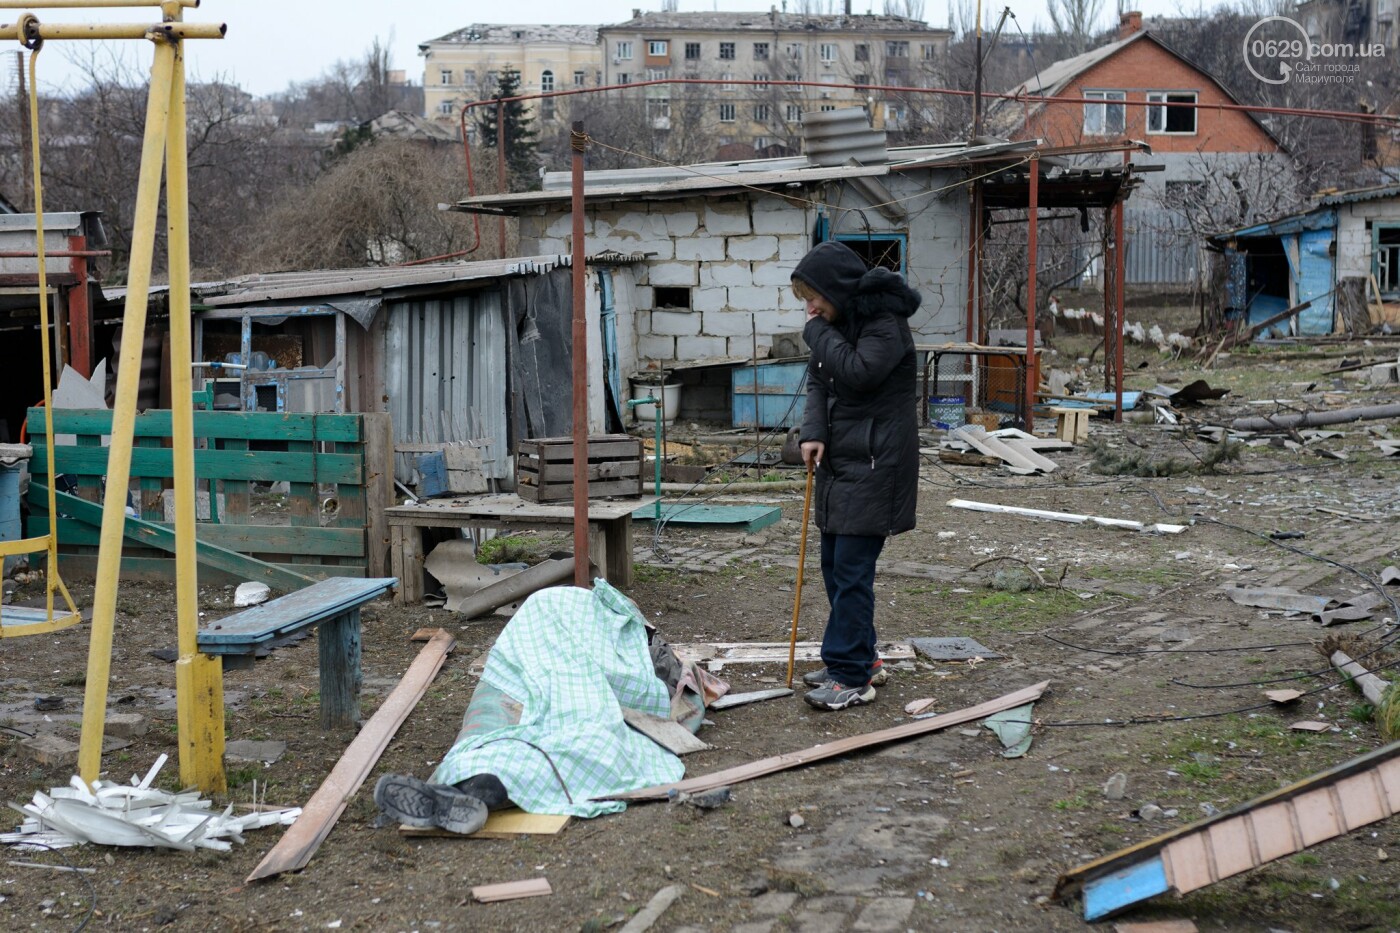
422 540 526 612
671 641 914 672
982 702 1035 758
708 688 793 710
1224 586 1332 615
911 636 1004 661
631 503 782 532
1314 592 1385 626
951 427 1057 474
622 707 712 755
1055 739 1400 921
947 499 1186 534
1383 566 1400 586
607 680 1051 801
986 427 1075 452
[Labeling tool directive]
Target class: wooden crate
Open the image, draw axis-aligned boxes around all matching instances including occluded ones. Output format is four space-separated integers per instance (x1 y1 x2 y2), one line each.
516 435 643 502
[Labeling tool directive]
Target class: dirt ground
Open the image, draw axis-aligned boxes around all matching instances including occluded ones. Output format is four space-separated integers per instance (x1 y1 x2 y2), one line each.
1 332 1399 932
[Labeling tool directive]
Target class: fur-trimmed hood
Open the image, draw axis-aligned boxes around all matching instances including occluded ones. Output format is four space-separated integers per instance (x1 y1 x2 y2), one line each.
848 267 922 321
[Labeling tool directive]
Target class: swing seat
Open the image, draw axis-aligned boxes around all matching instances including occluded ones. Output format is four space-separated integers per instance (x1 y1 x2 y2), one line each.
0 605 83 636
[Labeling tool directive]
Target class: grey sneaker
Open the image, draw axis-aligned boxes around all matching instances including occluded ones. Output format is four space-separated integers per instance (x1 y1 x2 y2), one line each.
804 680 877 711
373 773 488 835
802 659 888 687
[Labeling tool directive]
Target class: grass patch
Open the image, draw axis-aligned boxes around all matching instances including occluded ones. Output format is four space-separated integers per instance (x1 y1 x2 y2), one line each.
476 533 567 566
947 587 1088 630
1053 794 1091 811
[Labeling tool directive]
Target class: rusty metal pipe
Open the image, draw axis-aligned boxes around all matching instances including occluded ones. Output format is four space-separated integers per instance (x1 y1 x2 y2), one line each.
570 121 590 588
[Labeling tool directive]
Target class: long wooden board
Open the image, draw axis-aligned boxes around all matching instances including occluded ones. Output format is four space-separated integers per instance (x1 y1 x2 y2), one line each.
471 877 552 902
32 485 313 593
246 629 456 882
607 680 1050 801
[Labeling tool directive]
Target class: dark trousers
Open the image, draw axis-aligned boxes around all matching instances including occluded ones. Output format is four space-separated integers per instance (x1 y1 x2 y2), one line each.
818 532 886 687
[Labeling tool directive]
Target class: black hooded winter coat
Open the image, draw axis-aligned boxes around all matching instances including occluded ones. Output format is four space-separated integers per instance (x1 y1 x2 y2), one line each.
796 255 921 538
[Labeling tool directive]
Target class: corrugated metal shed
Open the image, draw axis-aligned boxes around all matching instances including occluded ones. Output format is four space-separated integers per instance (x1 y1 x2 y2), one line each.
1315 183 1400 206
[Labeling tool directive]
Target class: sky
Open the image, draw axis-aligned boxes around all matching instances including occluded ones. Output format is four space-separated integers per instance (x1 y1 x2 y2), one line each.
15 0 1199 97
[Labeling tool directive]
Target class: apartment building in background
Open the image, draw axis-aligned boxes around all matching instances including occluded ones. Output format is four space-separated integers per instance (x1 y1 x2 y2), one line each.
418 24 602 128
597 10 951 156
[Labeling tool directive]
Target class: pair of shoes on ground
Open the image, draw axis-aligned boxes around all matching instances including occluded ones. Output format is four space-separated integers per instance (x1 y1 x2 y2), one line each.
373 773 487 835
801 659 885 710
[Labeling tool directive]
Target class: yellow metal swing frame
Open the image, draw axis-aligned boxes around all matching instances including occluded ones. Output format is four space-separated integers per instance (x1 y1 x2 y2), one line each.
0 0 227 791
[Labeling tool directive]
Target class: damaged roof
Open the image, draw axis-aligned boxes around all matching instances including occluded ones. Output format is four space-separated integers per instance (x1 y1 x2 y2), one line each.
601 12 946 34
423 24 599 46
452 139 1045 216
1315 182 1400 206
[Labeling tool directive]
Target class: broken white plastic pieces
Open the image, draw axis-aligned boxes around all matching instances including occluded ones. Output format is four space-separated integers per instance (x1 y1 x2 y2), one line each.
947 499 1187 534
1 754 299 852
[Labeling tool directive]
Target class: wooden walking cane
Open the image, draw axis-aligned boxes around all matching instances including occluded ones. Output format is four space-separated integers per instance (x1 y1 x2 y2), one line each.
785 461 816 689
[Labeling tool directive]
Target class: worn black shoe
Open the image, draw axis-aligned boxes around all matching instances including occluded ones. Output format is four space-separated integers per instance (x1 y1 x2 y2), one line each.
801 659 888 687
804 680 877 711
373 773 488 835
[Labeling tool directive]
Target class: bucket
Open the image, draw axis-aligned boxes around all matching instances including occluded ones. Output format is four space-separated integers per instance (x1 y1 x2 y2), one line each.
929 395 965 430
631 381 681 426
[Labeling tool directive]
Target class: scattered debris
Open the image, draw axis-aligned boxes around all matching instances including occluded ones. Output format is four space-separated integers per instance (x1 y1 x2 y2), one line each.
611 681 1050 801
225 740 288 765
1322 637 1400 740
1087 437 1241 477
471 877 552 903
1264 690 1303 705
451 557 576 619
708 688 793 710
669 787 731 810
982 703 1035 758
1229 402 1400 433
5 860 96 874
1383 566 1400 586
948 426 1058 474
1224 586 1331 615
234 582 271 608
1290 721 1332 733
103 713 147 739
1314 592 1384 626
1135 803 1164 823
910 636 1004 662
947 499 1186 534
618 884 684 933
1 755 298 852
1104 772 1128 801
20 733 79 768
246 629 455 883
671 641 913 672
622 708 712 756
1113 920 1199 933
1056 739 1400 921
32 696 63 712
904 698 938 716
788 812 806 828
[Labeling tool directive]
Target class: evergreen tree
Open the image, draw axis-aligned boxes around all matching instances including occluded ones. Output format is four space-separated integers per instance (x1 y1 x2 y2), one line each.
475 66 540 191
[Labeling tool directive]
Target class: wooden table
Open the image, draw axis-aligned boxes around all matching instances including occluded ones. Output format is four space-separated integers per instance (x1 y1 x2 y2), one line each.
385 494 658 603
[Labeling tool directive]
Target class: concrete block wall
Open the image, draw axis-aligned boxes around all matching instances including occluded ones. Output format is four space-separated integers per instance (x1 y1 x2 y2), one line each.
1337 199 1400 279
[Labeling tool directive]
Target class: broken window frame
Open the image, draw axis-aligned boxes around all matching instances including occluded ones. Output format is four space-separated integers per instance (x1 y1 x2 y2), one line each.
1082 90 1126 136
1376 223 1400 299
1146 90 1198 135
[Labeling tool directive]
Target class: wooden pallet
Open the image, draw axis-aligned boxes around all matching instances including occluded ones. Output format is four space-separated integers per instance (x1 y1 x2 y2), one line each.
1057 739 1400 920
516 434 642 502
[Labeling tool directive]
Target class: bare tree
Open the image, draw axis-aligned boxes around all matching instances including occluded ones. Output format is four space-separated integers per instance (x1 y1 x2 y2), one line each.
884 0 928 20
236 137 492 272
1047 0 1107 55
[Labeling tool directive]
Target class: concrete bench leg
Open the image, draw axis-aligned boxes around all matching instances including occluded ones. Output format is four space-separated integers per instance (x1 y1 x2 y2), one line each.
318 608 363 730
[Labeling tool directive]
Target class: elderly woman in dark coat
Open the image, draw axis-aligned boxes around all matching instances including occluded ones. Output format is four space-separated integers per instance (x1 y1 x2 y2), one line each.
792 240 921 710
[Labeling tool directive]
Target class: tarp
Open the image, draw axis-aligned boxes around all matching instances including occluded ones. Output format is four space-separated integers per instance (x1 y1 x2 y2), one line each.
431 580 684 818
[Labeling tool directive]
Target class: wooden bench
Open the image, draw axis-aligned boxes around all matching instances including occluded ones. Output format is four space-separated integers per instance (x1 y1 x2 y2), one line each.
197 576 397 730
1051 406 1091 444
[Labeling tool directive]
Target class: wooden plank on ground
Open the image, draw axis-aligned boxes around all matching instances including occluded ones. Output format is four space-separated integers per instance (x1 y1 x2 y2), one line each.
398 808 571 839
608 680 1050 801
33 484 314 592
245 628 455 882
471 877 552 903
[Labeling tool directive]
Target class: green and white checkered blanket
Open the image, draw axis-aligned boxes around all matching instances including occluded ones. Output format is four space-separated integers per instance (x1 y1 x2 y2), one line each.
431 579 684 818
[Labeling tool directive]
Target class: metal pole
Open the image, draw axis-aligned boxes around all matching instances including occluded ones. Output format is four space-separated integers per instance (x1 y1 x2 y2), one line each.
569 122 590 588
1114 151 1127 423
1024 155 1038 433
751 314 761 465
972 0 984 138
78 37 176 784
497 102 507 257
165 20 225 793
0 21 225 40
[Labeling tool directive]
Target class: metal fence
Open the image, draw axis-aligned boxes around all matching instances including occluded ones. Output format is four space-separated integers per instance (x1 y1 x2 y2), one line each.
1124 209 1201 286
